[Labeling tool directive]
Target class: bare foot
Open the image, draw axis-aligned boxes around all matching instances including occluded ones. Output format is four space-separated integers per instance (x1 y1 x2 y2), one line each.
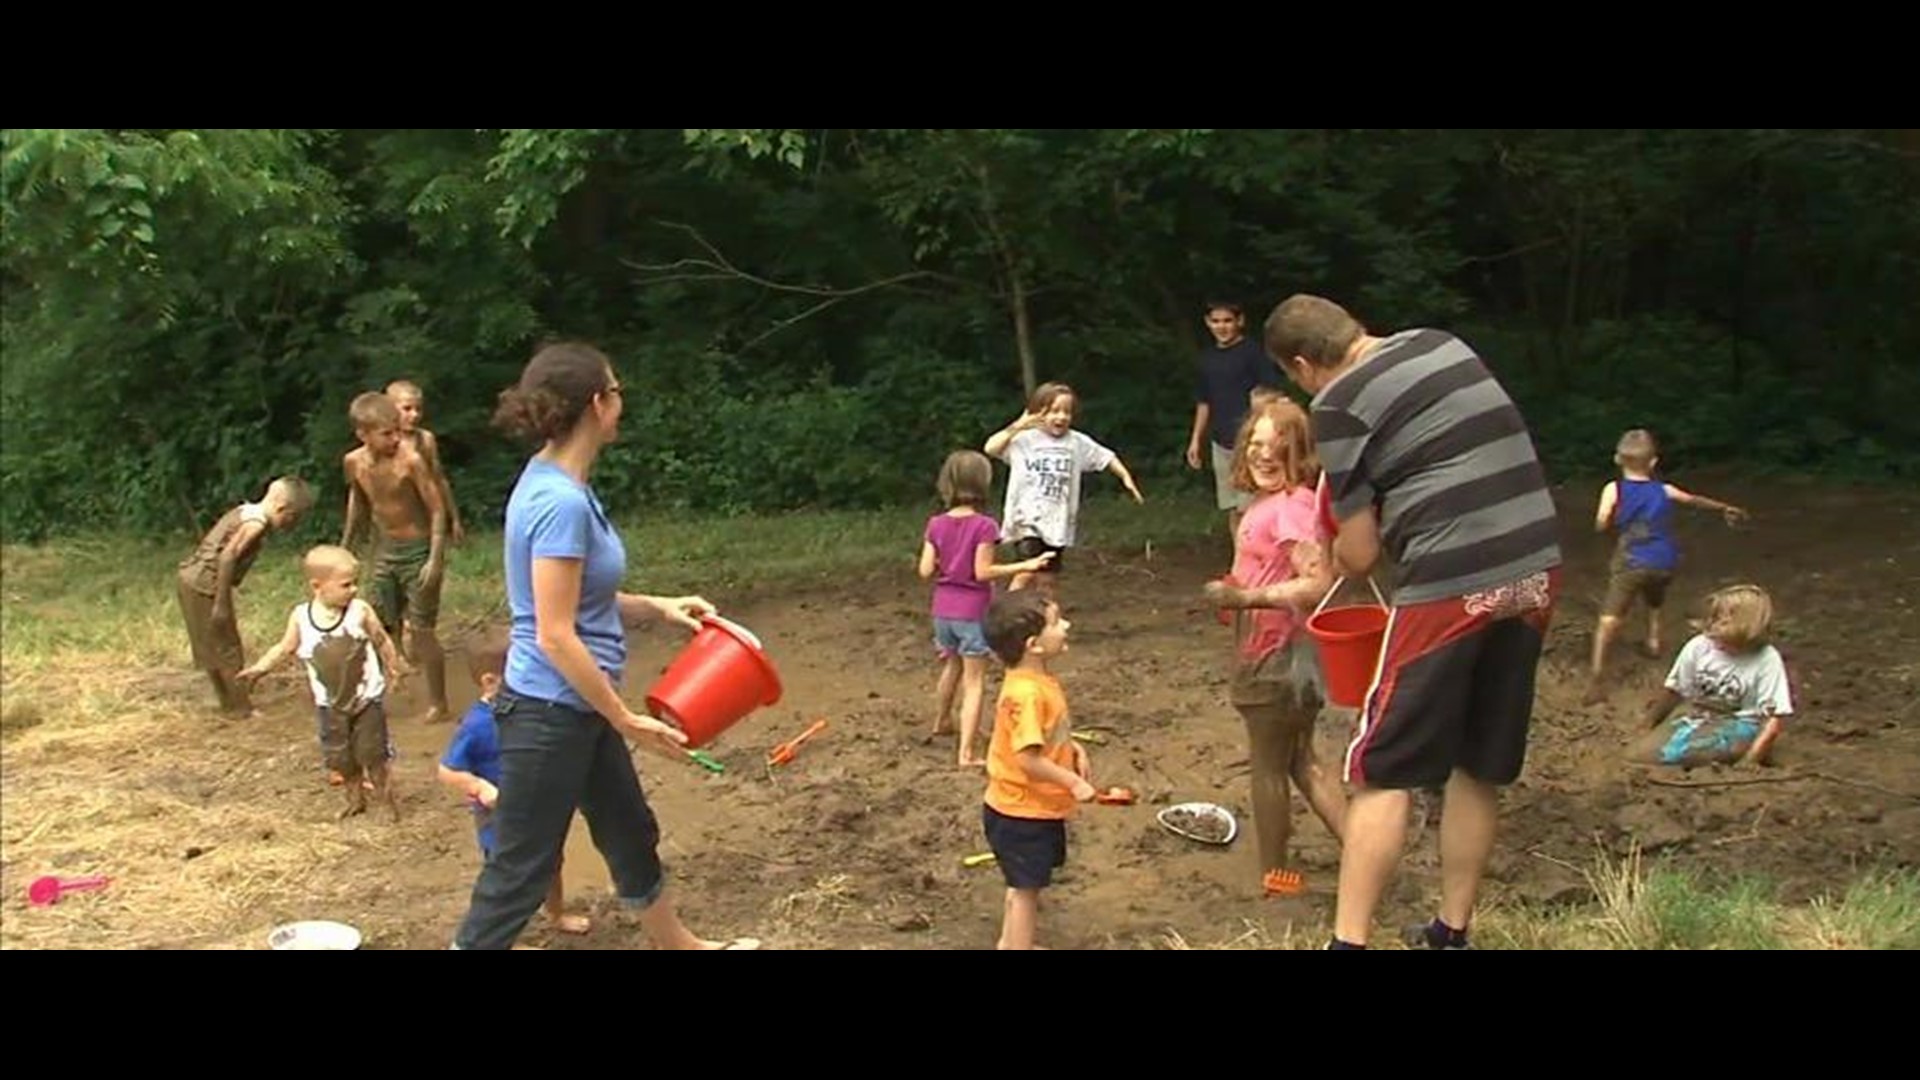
958 756 986 769
695 937 762 951
424 707 451 725
1581 681 1607 707
550 913 592 935
1637 642 1662 659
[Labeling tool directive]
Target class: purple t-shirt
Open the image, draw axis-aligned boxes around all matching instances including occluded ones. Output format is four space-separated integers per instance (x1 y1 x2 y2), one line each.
926 512 1002 622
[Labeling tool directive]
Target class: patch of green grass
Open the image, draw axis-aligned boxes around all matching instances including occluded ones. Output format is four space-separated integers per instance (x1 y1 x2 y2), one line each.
1474 845 1920 950
2 491 1224 667
1787 870 1920 950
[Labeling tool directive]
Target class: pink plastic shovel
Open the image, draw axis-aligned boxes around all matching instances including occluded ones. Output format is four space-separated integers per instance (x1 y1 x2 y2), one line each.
28 874 111 906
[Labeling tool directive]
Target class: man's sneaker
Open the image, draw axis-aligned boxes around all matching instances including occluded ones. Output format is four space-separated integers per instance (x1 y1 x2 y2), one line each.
1401 921 1475 950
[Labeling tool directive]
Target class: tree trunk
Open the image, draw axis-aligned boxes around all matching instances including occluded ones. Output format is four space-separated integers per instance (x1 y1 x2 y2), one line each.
973 160 1037 395
1009 265 1037 397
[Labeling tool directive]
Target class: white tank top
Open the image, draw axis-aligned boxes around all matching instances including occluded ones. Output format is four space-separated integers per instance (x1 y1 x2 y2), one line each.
296 599 386 713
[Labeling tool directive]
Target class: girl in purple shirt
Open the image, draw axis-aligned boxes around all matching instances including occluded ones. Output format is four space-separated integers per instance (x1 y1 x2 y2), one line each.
918 450 1055 767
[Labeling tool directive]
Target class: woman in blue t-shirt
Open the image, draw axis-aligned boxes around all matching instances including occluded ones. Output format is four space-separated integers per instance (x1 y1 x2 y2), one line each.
451 342 760 951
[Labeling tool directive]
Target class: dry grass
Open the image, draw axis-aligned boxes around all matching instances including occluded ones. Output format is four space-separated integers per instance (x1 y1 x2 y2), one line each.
1 642 467 950
1157 918 1314 951
771 873 857 921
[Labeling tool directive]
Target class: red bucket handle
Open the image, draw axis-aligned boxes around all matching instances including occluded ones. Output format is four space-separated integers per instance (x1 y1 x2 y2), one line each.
1311 575 1389 619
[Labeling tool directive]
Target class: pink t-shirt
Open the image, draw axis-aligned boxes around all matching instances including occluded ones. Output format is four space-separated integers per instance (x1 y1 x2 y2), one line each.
1229 485 1326 662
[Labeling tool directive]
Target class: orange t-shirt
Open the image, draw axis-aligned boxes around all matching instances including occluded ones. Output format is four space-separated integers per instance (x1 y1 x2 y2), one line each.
984 668 1078 821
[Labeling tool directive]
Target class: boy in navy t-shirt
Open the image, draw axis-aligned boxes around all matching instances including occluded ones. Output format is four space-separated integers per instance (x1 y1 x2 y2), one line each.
1586 429 1748 704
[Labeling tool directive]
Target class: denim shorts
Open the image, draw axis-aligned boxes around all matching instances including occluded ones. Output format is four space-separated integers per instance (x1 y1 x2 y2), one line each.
934 617 991 659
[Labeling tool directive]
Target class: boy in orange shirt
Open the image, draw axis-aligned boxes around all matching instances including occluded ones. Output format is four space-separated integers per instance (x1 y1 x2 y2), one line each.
980 589 1096 950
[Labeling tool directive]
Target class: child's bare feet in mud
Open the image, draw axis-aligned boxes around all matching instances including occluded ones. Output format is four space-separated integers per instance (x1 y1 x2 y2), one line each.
423 706 451 725
550 913 592 935
958 753 986 769
694 937 762 950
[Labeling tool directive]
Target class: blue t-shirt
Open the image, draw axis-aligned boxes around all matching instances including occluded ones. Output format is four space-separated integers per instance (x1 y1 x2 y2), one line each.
441 700 502 854
503 457 628 710
1614 478 1678 572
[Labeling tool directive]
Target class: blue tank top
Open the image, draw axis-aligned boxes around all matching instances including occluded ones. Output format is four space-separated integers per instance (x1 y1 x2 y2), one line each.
1614 479 1677 572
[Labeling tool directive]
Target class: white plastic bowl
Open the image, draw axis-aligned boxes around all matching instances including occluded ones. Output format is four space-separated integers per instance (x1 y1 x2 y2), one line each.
1156 802 1239 846
268 920 363 950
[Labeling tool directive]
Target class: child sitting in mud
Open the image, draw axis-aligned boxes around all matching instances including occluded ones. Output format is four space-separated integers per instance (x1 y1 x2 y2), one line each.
1628 584 1791 768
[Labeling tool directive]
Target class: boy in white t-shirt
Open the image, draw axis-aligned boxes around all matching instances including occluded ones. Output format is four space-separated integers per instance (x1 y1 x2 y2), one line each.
983 381 1144 603
1629 584 1791 768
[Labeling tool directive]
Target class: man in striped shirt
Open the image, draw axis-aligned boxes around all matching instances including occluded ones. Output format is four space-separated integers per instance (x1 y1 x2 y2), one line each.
1264 294 1562 952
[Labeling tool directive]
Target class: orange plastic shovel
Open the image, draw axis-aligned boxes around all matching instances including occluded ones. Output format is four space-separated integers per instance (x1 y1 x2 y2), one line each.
768 718 828 767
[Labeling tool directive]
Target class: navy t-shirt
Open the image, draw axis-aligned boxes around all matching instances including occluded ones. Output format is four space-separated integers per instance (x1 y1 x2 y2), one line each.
1196 337 1283 448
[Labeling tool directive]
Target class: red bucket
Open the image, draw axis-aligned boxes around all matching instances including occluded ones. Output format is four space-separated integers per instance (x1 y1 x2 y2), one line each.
1305 604 1388 709
645 616 783 749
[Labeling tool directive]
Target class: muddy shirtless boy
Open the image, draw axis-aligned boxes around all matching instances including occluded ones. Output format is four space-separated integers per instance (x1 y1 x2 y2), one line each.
385 380 465 547
341 391 451 724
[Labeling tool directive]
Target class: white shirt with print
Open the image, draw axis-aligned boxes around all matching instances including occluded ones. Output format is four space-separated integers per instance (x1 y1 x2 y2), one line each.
996 428 1116 549
1664 634 1793 717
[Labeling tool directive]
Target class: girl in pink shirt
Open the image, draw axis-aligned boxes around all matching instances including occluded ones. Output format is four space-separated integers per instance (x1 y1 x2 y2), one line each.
1204 397 1348 897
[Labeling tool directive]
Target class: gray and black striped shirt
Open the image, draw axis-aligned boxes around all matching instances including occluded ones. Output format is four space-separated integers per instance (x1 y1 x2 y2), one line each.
1311 328 1562 605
